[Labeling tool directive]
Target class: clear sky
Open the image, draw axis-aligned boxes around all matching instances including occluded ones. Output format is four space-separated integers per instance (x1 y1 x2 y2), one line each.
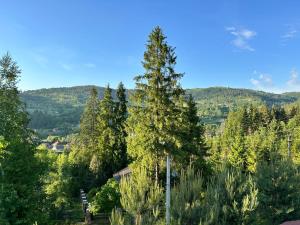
0 0 300 93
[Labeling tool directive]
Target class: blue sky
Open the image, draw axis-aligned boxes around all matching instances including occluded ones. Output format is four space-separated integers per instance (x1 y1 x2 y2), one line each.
0 0 300 93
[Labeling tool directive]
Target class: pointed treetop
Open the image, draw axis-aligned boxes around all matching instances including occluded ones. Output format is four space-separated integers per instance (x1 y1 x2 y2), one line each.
90 86 98 98
0 52 21 88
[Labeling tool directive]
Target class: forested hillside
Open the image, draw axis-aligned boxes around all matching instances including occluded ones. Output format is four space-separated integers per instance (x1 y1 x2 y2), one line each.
187 87 297 125
20 86 130 136
21 86 299 137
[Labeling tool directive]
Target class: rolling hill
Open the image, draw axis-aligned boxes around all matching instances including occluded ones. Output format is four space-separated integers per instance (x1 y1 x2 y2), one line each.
20 86 299 137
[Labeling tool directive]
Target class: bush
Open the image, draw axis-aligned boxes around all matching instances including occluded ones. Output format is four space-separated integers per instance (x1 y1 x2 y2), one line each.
90 178 121 214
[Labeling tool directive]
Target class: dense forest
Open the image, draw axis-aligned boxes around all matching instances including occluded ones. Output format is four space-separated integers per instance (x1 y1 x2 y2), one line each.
2 26 300 225
21 86 299 137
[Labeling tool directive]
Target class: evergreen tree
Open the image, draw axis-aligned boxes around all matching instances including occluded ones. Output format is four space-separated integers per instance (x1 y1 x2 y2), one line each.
181 95 209 173
69 87 100 191
271 106 288 123
115 82 127 127
171 166 205 225
126 26 185 181
222 109 247 170
259 105 271 127
255 158 300 224
72 87 100 164
90 85 117 183
118 168 164 225
114 82 128 169
201 166 258 225
247 105 261 134
80 87 100 156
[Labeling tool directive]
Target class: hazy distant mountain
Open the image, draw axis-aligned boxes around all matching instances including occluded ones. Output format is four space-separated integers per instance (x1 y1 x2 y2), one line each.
20 86 299 137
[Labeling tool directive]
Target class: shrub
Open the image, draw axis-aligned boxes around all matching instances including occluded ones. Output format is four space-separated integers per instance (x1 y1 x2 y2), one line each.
90 178 121 214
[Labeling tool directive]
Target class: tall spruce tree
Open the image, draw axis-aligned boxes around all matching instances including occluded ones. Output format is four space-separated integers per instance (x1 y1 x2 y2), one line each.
114 82 128 170
69 87 100 191
90 85 117 183
73 87 100 163
180 94 209 173
126 26 185 181
222 109 247 170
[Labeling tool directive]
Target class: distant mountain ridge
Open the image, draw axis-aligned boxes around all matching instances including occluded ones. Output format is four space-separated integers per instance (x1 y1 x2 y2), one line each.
20 85 300 137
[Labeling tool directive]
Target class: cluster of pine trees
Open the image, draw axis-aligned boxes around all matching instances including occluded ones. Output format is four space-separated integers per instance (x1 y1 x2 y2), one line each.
70 83 128 189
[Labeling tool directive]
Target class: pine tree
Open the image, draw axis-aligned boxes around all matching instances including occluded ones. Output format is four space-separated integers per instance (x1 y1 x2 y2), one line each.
181 95 209 173
247 105 261 134
90 85 117 183
171 166 204 225
114 82 128 170
115 82 127 127
259 105 271 127
201 166 258 225
118 168 164 225
255 158 300 224
72 87 100 164
222 109 247 169
69 87 100 191
271 106 288 123
126 26 185 181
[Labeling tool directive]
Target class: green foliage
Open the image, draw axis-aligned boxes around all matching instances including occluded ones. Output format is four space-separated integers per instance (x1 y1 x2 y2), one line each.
201 167 258 225
127 26 194 181
68 87 101 192
119 167 164 225
0 53 48 224
71 87 100 166
0 136 8 160
21 85 299 137
21 85 131 137
90 178 121 214
5 28 300 225
89 85 117 178
179 95 210 174
188 87 296 127
110 208 125 225
114 82 128 169
170 167 204 225
169 166 257 225
221 109 247 169
44 153 72 217
254 159 300 224
215 105 287 172
69 84 128 200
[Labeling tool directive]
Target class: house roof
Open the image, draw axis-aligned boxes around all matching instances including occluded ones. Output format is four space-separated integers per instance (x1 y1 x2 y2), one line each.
113 167 131 180
281 221 300 225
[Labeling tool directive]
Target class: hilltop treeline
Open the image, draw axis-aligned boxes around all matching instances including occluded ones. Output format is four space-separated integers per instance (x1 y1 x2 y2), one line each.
22 86 299 137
